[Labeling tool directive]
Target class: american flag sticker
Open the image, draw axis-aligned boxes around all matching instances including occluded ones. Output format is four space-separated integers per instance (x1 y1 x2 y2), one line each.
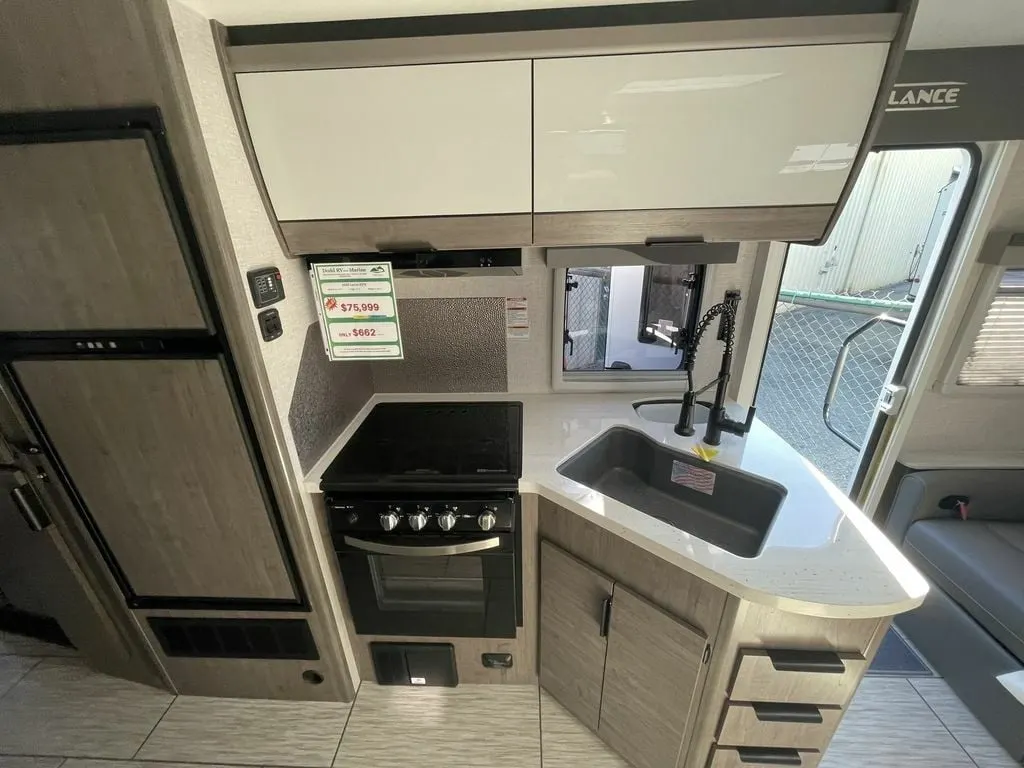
671 460 716 495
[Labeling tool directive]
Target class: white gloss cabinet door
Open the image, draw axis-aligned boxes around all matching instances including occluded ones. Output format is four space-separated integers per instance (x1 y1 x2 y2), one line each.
237 60 533 221
533 43 888 213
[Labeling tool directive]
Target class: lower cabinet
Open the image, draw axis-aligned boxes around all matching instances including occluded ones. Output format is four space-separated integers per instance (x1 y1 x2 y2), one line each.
539 540 709 768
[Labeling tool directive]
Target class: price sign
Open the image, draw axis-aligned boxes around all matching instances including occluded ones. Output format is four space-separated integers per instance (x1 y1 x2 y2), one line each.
310 262 404 361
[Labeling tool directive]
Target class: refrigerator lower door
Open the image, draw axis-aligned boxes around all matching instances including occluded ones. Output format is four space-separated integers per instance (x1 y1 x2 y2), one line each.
11 357 299 605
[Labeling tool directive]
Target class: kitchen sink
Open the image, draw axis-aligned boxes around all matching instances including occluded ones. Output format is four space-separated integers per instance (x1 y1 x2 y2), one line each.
557 427 786 558
633 398 709 425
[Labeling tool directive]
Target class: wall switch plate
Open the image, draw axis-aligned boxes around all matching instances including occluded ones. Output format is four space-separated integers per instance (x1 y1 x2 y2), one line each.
257 308 283 342
247 266 285 308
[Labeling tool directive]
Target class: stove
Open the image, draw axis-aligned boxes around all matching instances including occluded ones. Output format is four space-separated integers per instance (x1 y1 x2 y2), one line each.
321 402 524 639
320 401 522 492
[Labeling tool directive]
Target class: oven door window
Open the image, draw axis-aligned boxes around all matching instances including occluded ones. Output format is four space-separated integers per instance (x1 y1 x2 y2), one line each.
338 536 517 638
369 554 485 613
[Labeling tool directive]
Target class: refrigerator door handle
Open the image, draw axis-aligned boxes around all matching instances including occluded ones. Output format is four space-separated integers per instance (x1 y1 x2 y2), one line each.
10 482 51 532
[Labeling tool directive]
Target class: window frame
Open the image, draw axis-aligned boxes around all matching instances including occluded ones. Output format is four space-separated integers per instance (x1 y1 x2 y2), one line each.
551 263 717 393
937 263 1024 396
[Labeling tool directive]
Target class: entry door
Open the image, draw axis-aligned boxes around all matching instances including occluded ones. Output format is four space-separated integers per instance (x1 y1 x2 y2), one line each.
752 148 975 497
0 134 208 332
12 358 297 603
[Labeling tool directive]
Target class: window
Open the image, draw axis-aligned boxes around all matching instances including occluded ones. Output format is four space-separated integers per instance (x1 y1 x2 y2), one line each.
561 264 704 374
958 268 1024 386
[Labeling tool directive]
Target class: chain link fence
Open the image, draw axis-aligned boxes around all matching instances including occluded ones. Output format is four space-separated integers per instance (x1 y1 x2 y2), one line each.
564 267 611 371
757 284 911 489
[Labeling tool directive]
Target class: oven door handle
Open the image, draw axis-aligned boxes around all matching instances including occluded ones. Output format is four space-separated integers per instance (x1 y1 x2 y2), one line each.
343 535 503 557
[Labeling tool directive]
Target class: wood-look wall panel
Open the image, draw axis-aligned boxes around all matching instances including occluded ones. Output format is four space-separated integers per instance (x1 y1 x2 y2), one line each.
14 359 295 601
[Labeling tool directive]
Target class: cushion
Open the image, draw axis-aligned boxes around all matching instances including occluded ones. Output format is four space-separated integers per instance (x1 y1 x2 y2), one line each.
904 519 1024 661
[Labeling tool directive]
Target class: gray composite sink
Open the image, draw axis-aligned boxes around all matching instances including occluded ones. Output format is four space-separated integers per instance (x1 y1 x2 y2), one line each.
557 427 786 558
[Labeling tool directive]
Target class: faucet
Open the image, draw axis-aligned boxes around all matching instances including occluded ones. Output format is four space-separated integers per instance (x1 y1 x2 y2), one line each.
675 293 757 445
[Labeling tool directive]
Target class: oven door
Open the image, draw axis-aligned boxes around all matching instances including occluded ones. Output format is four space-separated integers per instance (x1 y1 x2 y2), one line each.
336 533 517 638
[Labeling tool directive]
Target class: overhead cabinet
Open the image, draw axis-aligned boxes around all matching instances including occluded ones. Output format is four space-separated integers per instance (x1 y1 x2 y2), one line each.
235 38 896 246
532 44 888 213
237 60 534 221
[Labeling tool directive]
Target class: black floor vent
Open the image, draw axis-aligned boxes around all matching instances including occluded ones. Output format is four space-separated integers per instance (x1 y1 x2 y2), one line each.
148 617 319 660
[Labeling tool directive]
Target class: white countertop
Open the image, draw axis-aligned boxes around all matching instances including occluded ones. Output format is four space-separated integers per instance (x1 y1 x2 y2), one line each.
305 393 928 620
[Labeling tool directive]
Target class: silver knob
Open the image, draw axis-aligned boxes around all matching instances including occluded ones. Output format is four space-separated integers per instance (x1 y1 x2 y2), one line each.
478 510 497 531
379 512 400 531
438 511 457 531
409 512 428 531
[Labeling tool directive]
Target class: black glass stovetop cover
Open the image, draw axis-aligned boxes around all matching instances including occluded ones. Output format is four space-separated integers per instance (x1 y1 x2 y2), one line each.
320 401 523 491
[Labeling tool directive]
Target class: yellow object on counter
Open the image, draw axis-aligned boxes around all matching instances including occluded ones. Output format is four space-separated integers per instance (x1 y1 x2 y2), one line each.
691 444 719 462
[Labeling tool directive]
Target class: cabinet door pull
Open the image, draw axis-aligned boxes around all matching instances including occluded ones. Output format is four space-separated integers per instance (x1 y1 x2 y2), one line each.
599 596 612 637
751 703 824 724
11 483 50 532
736 747 804 766
767 649 846 674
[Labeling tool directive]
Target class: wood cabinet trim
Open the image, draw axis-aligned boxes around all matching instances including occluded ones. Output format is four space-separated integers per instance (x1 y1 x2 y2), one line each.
228 15 901 72
280 214 533 255
534 206 834 246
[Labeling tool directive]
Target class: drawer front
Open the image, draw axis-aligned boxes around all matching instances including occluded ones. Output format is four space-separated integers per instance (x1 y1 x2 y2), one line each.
710 747 821 768
730 649 865 706
718 703 842 750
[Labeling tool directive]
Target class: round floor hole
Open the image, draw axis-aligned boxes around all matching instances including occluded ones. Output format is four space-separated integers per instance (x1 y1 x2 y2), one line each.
302 670 324 685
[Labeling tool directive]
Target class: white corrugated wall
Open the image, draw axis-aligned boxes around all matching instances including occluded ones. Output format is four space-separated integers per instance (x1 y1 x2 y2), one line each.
782 148 966 296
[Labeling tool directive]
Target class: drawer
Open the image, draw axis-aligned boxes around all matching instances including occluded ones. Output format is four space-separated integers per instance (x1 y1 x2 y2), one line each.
709 747 821 768
717 702 842 750
730 649 865 706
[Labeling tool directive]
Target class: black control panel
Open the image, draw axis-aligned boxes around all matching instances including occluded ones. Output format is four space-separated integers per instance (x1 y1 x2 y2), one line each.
325 494 516 534
246 267 285 308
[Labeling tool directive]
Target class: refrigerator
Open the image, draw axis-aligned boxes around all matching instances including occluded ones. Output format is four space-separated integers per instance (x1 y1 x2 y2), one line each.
0 107 304 613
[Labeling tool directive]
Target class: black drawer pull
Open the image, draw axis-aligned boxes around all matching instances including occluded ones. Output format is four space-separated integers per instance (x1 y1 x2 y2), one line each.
737 747 805 766
751 703 824 724
767 649 845 674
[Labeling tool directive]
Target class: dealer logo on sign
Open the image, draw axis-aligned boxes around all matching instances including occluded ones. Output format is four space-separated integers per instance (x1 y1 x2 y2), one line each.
887 81 965 111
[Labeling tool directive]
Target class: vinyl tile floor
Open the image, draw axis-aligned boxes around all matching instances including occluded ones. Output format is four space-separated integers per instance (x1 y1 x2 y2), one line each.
0 639 1018 768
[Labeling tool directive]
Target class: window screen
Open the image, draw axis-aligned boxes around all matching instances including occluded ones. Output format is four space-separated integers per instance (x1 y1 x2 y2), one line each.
958 268 1024 386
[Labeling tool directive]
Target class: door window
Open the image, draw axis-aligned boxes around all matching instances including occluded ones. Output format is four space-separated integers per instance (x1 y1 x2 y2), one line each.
369 555 485 613
755 147 975 491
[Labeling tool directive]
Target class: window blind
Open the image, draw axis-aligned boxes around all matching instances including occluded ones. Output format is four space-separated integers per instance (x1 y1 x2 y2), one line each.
958 269 1024 386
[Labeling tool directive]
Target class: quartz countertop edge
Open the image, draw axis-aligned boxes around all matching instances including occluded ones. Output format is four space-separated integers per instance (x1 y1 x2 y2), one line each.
304 392 929 621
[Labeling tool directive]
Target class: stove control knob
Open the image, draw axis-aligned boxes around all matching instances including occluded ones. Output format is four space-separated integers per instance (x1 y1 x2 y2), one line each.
409 512 428 531
478 510 497 531
379 512 400 531
438 510 458 531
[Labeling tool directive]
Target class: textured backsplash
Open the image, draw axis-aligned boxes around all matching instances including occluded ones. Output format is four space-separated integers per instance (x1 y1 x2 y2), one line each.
289 323 374 473
370 297 508 393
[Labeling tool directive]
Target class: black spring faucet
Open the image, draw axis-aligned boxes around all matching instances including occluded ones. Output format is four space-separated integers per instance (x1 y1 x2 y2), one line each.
675 293 756 445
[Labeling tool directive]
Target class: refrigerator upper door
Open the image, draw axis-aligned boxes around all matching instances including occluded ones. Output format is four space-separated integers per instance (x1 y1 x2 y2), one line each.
0 135 208 332
12 358 298 603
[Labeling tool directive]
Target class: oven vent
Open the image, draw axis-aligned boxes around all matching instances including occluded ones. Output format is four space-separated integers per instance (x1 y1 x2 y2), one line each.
148 617 319 660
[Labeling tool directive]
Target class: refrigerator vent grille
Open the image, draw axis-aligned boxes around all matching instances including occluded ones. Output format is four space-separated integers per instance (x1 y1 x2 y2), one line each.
148 617 319 660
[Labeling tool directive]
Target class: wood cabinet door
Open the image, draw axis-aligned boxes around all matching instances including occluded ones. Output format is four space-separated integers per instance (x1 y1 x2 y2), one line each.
0 136 207 332
237 60 533 221
534 43 888 214
599 583 708 768
539 540 613 731
12 359 297 603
